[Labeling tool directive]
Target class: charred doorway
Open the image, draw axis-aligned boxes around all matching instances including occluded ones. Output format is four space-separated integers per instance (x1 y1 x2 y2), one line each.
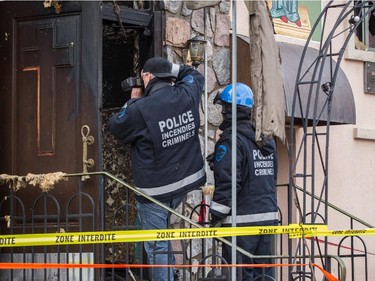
100 2 161 278
102 1 158 109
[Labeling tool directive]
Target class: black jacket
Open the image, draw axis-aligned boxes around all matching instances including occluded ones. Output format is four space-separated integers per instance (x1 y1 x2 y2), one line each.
209 119 278 226
109 65 206 202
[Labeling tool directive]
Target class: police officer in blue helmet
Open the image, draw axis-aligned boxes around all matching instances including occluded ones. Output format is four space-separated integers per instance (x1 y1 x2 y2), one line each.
209 82 278 280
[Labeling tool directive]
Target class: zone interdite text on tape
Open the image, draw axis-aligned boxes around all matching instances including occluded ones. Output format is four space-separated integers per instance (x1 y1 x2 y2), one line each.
0 224 371 247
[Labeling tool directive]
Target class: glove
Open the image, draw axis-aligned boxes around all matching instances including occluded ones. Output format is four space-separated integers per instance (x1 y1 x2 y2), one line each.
257 133 271 148
206 153 215 171
171 63 180 79
210 214 223 228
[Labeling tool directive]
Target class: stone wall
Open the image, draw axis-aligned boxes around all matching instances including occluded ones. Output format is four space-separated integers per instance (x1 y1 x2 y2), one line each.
162 0 231 186
161 0 232 262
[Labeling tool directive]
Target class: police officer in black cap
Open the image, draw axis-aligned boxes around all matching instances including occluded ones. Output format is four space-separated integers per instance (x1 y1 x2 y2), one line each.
109 57 206 281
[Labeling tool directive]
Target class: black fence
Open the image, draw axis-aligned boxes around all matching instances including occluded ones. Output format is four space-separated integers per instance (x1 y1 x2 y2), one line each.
0 172 355 281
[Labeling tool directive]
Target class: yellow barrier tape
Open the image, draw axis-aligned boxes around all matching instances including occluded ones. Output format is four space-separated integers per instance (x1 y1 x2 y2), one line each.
2 224 374 248
0 224 327 247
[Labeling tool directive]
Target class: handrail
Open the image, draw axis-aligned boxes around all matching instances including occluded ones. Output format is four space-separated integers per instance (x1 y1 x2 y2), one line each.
278 183 374 228
66 171 346 280
67 171 259 259
328 254 346 281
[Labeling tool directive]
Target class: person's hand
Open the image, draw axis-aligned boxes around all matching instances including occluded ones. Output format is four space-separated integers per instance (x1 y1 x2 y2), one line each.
206 153 214 171
257 132 273 148
131 87 143 99
215 129 222 142
210 215 223 228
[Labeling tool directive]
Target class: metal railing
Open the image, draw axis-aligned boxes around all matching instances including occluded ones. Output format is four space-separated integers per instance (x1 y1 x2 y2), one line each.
0 171 352 281
293 184 372 281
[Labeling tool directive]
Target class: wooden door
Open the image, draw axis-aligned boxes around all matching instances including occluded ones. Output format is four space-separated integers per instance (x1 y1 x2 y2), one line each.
0 2 102 235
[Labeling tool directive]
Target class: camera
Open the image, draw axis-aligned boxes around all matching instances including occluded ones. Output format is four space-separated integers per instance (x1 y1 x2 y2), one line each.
121 77 144 92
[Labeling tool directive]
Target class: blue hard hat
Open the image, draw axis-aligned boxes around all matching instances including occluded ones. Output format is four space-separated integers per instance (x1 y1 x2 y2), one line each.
214 83 254 108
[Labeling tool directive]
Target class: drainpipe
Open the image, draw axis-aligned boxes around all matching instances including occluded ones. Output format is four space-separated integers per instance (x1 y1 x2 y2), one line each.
203 6 209 278
231 1 238 280
204 9 208 196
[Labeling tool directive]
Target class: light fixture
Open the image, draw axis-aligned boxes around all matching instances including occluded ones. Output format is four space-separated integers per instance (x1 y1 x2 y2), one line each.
186 35 207 68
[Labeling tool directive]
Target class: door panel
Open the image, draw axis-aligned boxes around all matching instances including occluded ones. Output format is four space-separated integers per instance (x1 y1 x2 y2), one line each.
17 15 79 173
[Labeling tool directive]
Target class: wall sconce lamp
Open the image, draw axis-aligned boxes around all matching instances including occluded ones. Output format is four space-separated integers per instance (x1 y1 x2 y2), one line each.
184 35 207 68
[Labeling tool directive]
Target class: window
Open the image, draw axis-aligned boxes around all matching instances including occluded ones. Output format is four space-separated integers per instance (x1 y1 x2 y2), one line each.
354 1 375 51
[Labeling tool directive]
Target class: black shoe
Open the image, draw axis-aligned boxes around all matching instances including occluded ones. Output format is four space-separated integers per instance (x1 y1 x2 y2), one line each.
174 269 181 280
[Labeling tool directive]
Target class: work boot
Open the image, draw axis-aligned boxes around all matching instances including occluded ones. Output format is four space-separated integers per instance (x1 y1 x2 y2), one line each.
174 269 181 280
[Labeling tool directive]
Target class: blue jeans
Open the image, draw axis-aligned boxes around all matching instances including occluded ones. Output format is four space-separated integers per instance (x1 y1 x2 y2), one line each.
137 196 184 281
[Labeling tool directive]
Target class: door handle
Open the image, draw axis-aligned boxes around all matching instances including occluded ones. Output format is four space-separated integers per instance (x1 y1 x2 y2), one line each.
81 125 95 181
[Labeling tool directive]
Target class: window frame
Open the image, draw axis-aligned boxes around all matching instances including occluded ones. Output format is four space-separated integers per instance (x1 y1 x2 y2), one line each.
345 2 375 62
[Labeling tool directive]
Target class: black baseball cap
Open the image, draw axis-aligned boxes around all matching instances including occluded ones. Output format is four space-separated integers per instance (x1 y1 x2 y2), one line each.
143 57 174 78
